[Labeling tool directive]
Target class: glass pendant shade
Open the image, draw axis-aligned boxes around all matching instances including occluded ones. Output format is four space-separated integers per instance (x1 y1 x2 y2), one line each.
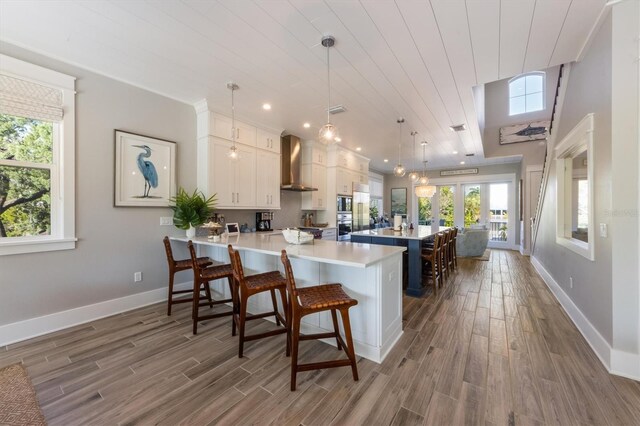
393 164 406 177
319 122 337 143
227 145 239 160
418 175 429 185
408 171 419 182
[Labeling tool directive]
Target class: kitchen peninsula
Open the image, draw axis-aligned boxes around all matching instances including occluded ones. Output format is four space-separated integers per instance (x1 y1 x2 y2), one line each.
172 232 405 363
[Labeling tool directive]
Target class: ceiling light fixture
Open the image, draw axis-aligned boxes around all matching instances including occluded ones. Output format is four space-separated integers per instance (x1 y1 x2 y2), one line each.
408 131 420 182
384 159 389 163
356 147 362 152
303 122 311 128
452 150 458 154
460 161 465 165
415 141 436 198
393 118 406 178
334 137 342 143
262 103 271 110
319 35 339 144
227 82 240 160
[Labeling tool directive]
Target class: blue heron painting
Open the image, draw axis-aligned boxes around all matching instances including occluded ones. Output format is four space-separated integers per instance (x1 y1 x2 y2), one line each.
133 144 158 198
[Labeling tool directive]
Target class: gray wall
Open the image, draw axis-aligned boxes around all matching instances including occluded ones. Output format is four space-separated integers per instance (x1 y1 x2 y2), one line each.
533 12 613 344
0 43 197 326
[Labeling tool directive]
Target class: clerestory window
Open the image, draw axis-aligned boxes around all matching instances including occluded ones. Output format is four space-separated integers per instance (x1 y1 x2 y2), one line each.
509 72 545 115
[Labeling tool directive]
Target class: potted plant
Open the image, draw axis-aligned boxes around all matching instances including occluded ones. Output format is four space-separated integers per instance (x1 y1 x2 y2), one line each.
169 188 217 238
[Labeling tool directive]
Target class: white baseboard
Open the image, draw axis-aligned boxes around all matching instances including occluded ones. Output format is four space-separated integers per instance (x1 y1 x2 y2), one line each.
531 256 640 381
0 283 188 347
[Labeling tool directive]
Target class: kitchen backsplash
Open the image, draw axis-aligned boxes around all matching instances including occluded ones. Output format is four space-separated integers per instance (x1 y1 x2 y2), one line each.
209 191 316 231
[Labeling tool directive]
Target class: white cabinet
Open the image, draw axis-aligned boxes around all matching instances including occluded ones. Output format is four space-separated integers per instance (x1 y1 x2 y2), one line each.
256 150 281 209
321 228 337 241
369 178 383 198
209 139 256 208
257 129 280 154
211 113 256 147
302 141 326 165
302 163 327 210
337 168 351 195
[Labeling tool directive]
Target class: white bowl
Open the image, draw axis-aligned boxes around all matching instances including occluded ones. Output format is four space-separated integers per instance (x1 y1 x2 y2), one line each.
282 228 314 245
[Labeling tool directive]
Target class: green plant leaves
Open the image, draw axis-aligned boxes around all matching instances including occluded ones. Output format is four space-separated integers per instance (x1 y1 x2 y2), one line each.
169 188 217 230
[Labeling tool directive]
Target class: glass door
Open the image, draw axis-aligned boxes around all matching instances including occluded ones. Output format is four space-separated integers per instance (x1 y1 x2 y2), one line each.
438 186 455 227
489 183 509 243
464 184 482 227
417 196 432 225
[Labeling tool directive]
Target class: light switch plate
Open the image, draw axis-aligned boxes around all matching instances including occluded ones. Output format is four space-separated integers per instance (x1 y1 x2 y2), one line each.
160 217 173 226
599 223 607 238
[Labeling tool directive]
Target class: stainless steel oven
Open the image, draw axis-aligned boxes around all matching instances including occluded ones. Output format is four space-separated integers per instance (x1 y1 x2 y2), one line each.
337 212 352 241
337 196 352 214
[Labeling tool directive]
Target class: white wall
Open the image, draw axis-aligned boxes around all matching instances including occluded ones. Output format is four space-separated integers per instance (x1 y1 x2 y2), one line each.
0 43 197 327
533 4 640 379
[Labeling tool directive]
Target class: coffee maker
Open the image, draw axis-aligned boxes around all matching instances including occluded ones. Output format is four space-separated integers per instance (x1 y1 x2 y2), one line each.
256 212 274 232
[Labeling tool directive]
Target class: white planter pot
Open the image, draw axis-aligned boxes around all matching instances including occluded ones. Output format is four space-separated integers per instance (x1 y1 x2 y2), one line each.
186 225 196 239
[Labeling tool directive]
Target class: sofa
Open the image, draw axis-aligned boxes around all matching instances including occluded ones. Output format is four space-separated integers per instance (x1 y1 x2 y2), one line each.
456 227 490 257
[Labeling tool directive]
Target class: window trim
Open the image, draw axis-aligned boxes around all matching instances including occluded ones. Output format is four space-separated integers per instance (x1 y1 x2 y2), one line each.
555 113 595 261
0 54 76 256
508 71 546 116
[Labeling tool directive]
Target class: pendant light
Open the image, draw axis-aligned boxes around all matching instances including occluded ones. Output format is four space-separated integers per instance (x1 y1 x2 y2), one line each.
319 35 339 144
227 82 240 160
393 118 406 177
415 141 437 198
408 131 420 182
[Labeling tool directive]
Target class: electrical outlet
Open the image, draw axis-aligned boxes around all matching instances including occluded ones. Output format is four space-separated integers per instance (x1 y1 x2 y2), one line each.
600 223 607 238
160 217 173 226
569 276 573 289
134 272 142 282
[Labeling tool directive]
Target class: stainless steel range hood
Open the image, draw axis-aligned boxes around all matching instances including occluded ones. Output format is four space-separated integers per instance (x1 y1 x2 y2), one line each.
280 135 318 192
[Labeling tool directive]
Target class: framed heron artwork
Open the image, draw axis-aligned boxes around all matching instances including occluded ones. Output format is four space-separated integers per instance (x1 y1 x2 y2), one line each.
114 130 176 207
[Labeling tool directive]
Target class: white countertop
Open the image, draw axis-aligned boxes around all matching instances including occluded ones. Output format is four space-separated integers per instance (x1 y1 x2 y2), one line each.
350 226 450 240
172 231 405 268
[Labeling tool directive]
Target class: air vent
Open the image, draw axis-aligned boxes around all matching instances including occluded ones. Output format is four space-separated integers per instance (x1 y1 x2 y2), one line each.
465 153 475 157
449 124 467 132
328 105 347 115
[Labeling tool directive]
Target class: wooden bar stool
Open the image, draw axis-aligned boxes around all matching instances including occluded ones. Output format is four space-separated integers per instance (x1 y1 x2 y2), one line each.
441 229 452 280
227 245 289 358
280 250 359 391
187 241 234 335
450 227 458 270
421 232 443 295
163 236 213 316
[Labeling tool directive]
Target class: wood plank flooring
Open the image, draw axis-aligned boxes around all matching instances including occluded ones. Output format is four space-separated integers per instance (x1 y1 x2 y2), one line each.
2 250 640 425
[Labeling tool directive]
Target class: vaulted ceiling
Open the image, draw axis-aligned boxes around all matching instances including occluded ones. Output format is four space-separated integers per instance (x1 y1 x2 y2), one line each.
0 0 607 172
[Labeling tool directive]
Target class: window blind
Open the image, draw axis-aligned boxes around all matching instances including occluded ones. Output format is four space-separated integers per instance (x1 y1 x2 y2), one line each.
0 74 63 122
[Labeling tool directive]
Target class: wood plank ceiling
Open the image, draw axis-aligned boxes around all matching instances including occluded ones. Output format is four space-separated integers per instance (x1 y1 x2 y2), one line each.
0 0 607 171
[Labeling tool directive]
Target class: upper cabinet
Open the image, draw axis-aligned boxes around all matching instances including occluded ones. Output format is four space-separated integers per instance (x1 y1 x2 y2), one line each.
326 145 370 195
301 141 327 210
195 101 282 209
257 129 281 154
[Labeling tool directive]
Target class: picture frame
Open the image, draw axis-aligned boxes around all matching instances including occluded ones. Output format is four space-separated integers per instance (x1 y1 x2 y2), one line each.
114 130 176 207
499 121 550 145
390 188 407 217
226 223 239 236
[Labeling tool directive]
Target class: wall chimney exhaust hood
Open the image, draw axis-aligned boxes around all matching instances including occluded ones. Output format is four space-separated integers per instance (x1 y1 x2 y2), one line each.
280 135 318 192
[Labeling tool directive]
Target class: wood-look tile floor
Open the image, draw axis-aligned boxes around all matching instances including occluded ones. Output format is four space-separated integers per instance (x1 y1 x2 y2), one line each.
2 250 640 425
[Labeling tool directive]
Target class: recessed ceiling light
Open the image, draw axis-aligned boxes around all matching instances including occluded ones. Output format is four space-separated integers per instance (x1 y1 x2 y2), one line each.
303 122 310 128
356 147 361 151
262 103 271 110
384 159 389 163
460 161 465 165
452 150 458 154
334 137 342 142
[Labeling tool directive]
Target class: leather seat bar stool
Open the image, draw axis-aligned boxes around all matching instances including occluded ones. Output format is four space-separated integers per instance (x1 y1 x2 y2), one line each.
187 241 234 335
421 232 444 295
280 250 359 391
227 245 289 358
163 236 213 316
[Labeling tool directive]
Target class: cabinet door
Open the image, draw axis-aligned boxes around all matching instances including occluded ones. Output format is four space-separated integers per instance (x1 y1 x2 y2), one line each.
257 129 281 154
210 139 235 207
313 146 326 165
336 168 351 195
212 115 234 141
235 121 257 147
234 144 256 207
337 150 349 168
256 150 280 208
313 164 327 210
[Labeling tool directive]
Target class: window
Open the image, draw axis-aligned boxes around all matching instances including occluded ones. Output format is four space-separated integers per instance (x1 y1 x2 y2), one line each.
0 54 76 255
509 72 545 115
555 114 594 260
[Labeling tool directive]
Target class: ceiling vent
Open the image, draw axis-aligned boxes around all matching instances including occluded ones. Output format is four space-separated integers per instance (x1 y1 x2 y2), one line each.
465 153 475 157
449 124 467 132
328 105 347 115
